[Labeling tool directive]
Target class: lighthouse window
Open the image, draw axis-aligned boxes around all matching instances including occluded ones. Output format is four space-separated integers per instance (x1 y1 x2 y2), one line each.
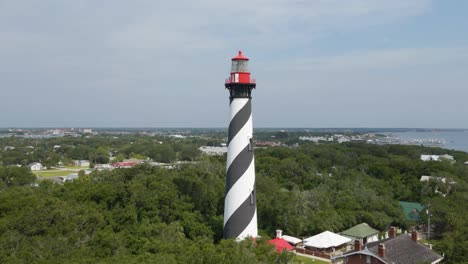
248 138 253 151
231 60 238 72
231 60 248 72
238 61 248 72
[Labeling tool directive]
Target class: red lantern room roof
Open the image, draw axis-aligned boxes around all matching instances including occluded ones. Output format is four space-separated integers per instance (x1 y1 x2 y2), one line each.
232 50 249 61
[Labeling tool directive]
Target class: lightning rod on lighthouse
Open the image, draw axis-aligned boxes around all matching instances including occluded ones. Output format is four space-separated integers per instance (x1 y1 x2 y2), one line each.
223 51 258 240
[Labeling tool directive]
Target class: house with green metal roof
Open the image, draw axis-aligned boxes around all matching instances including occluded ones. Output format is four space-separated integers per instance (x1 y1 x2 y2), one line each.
340 223 380 244
399 201 424 222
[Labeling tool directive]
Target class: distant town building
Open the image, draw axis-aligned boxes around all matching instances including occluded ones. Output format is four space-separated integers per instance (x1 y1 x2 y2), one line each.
299 136 327 143
464 161 468 166
47 173 80 184
255 141 281 147
199 146 227 156
169 134 186 139
420 175 455 184
420 154 455 162
51 129 64 136
82 128 93 134
3 146 15 151
148 161 174 169
420 155 439 161
420 176 455 196
29 162 44 171
299 134 360 144
94 164 113 171
74 160 90 167
59 173 79 182
122 158 145 164
439 154 455 161
112 161 138 168
337 137 350 143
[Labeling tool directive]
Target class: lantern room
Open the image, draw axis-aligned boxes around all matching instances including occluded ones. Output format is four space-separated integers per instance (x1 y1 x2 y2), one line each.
226 51 255 84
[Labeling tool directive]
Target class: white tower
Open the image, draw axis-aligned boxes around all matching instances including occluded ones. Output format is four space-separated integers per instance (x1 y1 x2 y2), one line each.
223 51 257 240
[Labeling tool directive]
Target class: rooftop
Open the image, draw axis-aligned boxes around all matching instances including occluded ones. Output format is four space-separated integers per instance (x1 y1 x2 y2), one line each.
335 234 443 264
282 235 302 245
341 223 379 239
366 234 443 264
399 201 424 222
304 231 351 249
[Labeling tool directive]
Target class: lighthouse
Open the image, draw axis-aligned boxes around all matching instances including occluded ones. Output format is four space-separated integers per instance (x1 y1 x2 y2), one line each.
223 51 257 240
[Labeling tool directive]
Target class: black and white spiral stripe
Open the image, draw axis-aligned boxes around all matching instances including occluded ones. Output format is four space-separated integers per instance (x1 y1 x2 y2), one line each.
223 98 257 240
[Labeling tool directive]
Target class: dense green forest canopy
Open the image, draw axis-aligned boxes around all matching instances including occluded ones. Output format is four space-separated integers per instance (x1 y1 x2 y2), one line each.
0 134 467 263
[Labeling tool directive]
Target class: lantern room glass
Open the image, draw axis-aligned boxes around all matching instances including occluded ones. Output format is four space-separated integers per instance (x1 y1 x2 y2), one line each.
231 60 248 72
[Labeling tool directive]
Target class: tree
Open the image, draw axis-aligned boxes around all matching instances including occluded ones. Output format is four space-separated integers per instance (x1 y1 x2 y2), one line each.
0 166 36 188
179 145 200 161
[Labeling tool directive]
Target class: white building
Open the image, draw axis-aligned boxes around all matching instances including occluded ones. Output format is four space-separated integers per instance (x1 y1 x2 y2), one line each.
420 175 453 184
420 155 439 161
199 146 227 156
340 223 380 244
29 162 44 171
299 136 327 143
303 231 351 250
337 137 351 143
74 160 90 167
282 234 302 246
59 173 79 183
169 134 186 139
420 154 455 162
94 164 113 171
439 154 455 162
420 175 456 196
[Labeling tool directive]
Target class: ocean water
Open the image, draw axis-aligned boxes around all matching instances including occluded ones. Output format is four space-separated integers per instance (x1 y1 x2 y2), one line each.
385 131 468 153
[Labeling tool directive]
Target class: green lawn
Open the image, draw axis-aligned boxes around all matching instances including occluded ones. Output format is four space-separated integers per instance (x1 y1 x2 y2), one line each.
63 166 87 169
34 170 77 177
295 255 329 264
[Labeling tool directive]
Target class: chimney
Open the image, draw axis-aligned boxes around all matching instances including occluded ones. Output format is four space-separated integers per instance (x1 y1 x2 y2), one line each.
378 244 386 257
354 239 362 251
411 230 418 242
389 226 396 238
276 230 283 239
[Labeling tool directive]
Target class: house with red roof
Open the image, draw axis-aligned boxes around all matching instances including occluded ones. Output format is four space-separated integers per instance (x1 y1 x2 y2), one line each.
112 161 138 168
268 230 294 253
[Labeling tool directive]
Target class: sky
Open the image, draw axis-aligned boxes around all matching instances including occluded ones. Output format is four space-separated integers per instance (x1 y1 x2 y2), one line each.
1 0 467 128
